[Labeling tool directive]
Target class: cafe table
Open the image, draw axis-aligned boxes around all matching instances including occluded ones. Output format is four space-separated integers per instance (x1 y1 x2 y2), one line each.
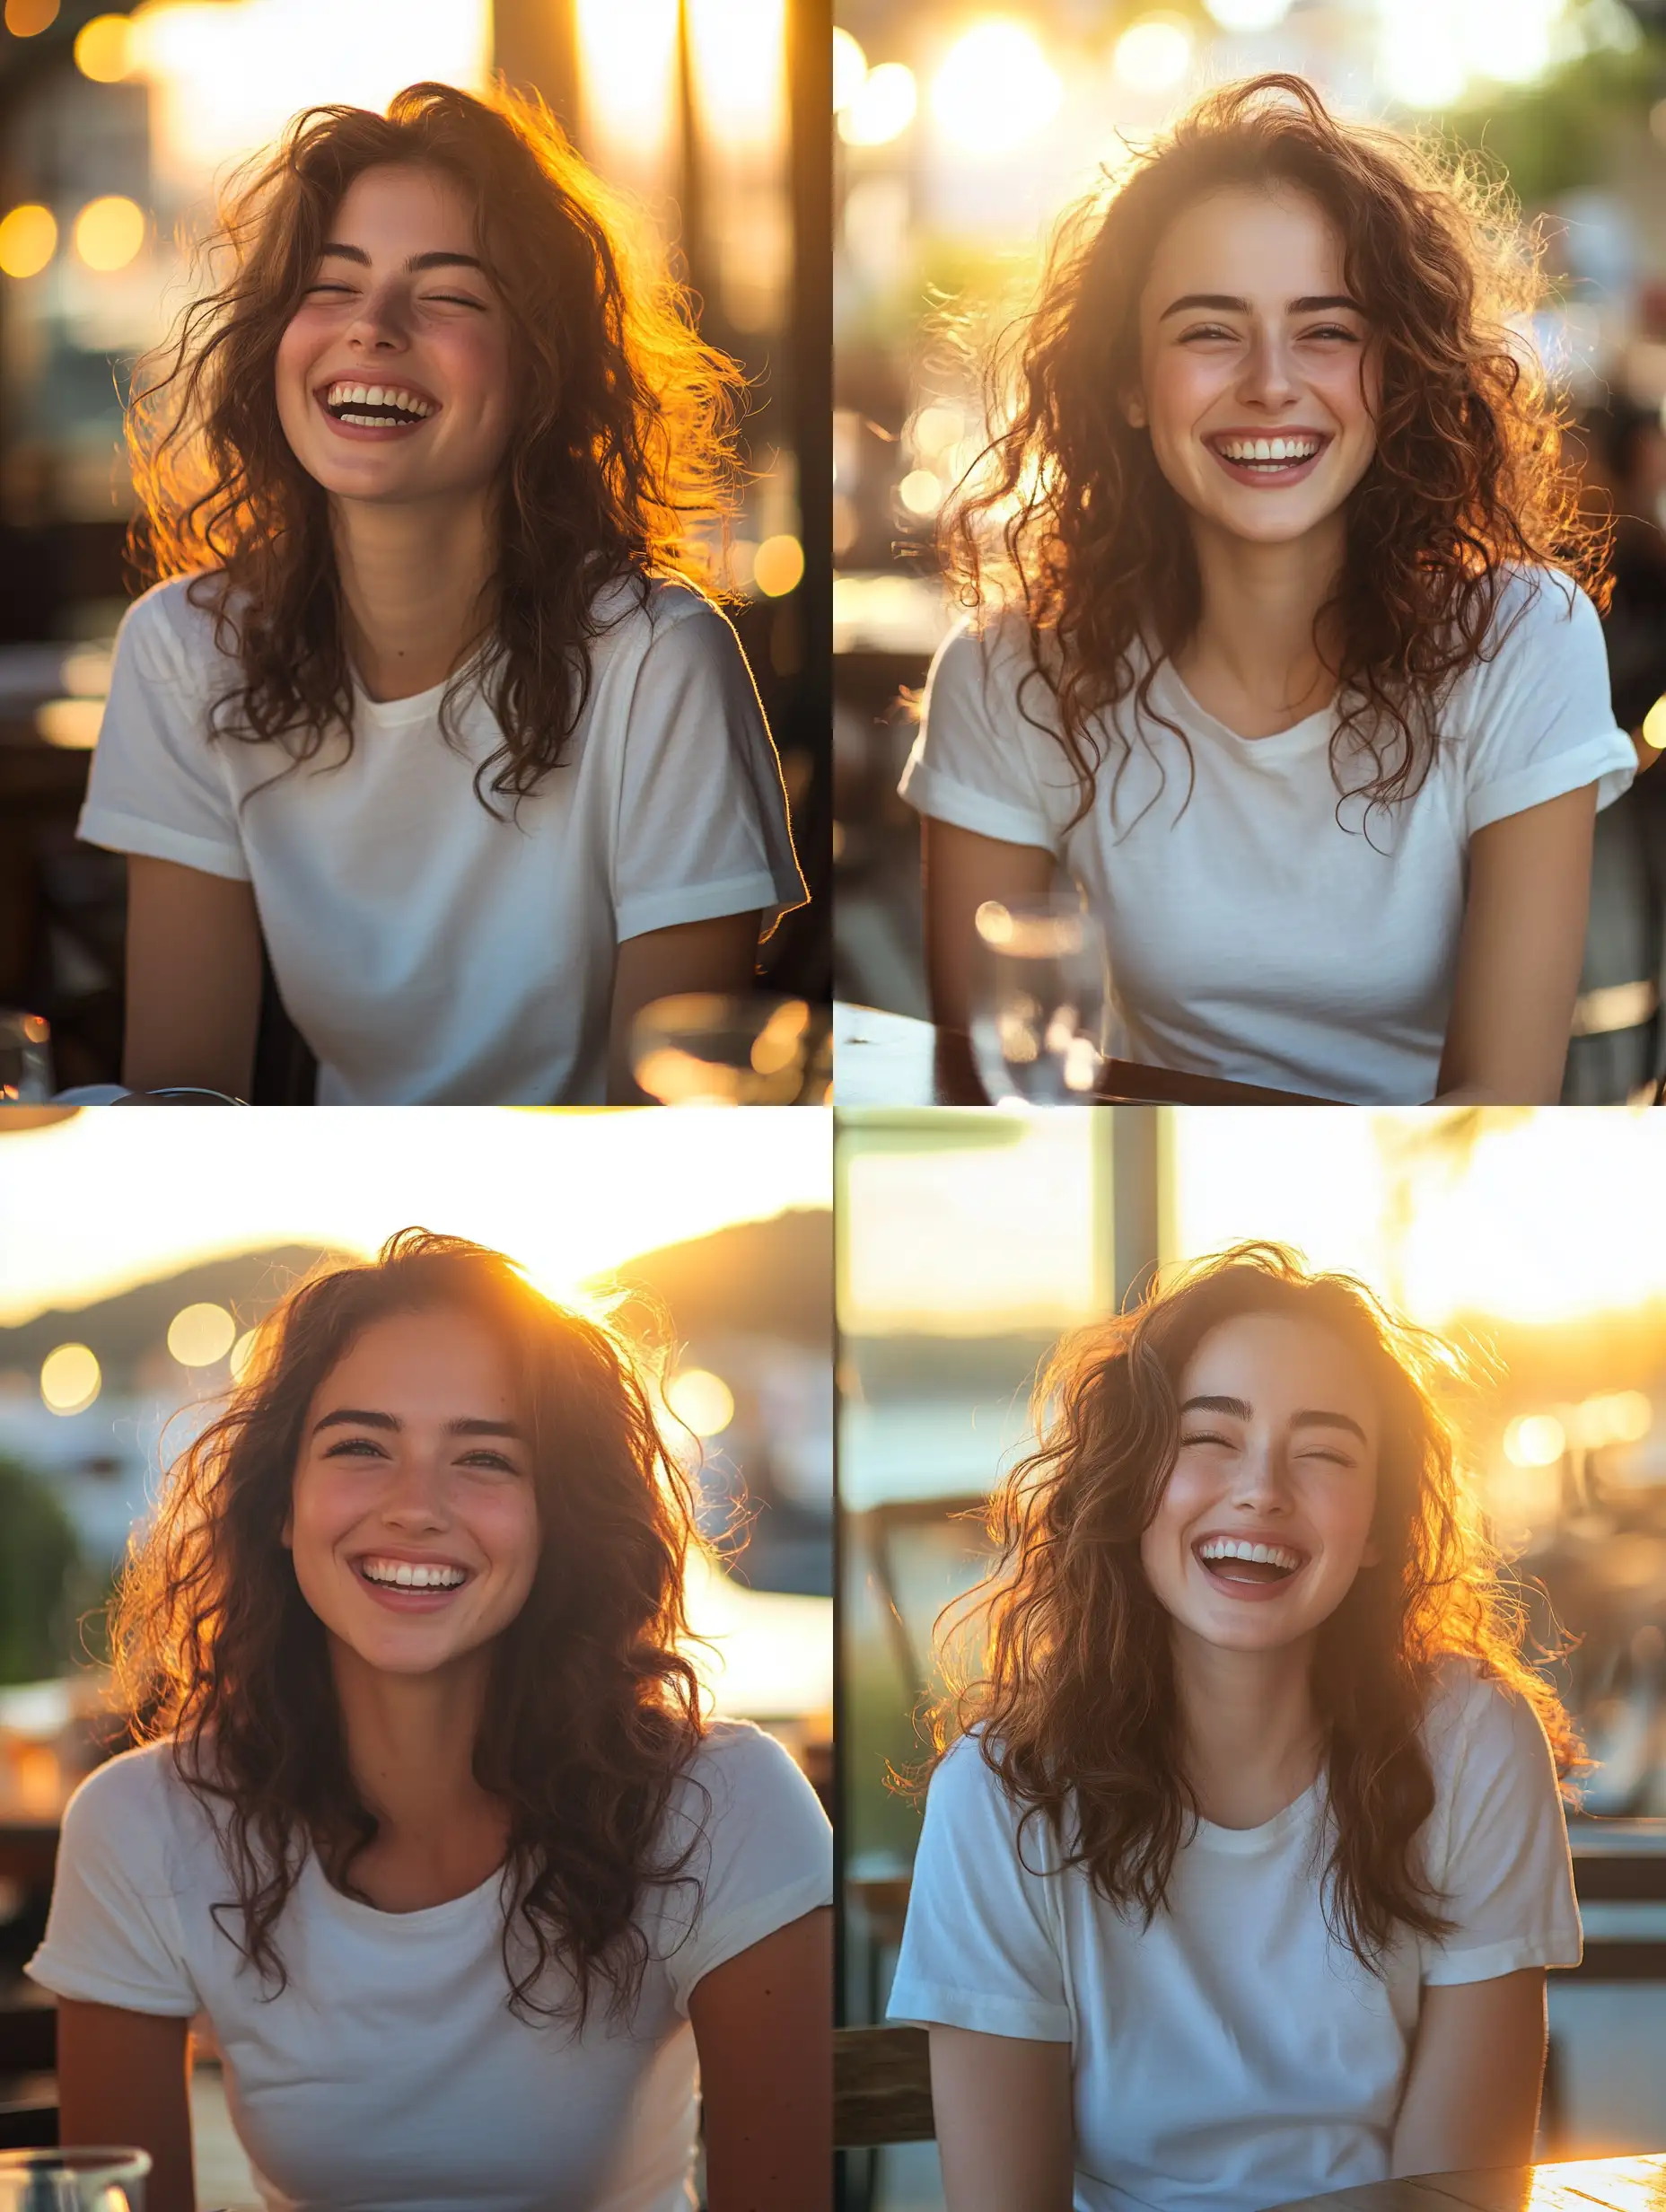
1270 2152 1666 2208
833 1000 1335 1108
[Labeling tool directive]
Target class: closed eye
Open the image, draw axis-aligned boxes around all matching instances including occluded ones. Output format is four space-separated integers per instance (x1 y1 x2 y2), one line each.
423 292 487 310
322 1435 389 1459
1301 1447 1357 1467
1179 1430 1235 1448
1301 324 1360 343
1178 324 1239 344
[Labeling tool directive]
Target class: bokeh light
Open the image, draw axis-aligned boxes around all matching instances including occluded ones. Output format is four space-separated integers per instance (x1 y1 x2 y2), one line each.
4 0 58 34
40 1345 100 1417
1643 694 1666 750
666 1366 736 1438
752 533 805 597
74 12 135 79
1114 15 1195 95
838 59 916 146
167 1302 237 1367
930 20 1061 154
1204 0 1292 25
0 204 57 281
72 195 145 274
229 1329 259 1381
832 25 867 113
1504 1414 1568 1470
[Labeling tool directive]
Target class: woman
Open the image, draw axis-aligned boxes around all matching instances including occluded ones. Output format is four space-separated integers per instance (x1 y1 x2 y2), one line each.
83 83 805 1104
904 75 1634 1104
890 1244 1581 2210
28 1231 832 2211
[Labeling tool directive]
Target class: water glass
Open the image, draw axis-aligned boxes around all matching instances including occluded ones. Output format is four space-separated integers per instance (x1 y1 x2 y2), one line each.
631 994 812 1105
969 895 1110 1105
0 1010 53 1104
0 2149 151 2211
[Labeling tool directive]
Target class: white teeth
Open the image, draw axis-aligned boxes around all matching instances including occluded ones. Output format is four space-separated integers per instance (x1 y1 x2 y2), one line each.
323 382 434 420
1197 1536 1302 1571
361 1558 465 1590
1216 434 1320 466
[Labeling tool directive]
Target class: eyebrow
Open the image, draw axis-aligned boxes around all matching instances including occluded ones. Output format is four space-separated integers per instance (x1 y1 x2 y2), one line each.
311 1408 523 1441
317 245 487 275
1179 1394 1368 1445
1158 292 1362 320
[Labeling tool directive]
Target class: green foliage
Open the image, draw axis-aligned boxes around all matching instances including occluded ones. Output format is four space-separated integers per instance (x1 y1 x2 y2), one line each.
0 1454 83 1686
1442 33 1665 206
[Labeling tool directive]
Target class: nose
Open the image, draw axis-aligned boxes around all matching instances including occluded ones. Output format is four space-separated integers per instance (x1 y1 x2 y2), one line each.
379 1450 450 1530
344 279 408 355
1235 324 1301 413
1229 1431 1292 1514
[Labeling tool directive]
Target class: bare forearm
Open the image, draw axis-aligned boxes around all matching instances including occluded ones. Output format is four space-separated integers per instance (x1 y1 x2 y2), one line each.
931 2027 1074 2212
1390 1972 1547 2177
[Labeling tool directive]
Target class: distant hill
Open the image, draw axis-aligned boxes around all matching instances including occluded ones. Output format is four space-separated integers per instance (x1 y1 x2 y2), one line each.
0 1207 833 1385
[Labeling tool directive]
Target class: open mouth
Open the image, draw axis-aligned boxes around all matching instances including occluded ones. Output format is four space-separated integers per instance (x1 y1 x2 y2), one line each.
1206 432 1328 485
353 1553 471 1606
318 380 437 433
1193 1534 1307 1592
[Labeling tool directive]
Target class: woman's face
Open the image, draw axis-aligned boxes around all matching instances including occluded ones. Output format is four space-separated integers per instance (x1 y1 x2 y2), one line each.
1127 185 1380 554
275 162 514 511
285 1306 539 1680
1139 1310 1381 1658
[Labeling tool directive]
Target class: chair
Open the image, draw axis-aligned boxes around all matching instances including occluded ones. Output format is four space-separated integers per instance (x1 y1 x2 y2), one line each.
834 2023 934 2149
0 2004 56 2151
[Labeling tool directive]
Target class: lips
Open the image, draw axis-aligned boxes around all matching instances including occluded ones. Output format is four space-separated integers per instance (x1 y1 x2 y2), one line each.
1204 430 1330 487
351 1551 474 1610
1191 1531 1309 1599
312 376 439 441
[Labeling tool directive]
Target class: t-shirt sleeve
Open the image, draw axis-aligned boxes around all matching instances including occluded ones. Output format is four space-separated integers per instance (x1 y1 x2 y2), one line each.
611 601 808 944
76 584 250 883
23 1751 202 2016
662 1724 832 2013
1462 574 1636 835
887 1737 1072 2041
1420 1670 1583 1987
898 620 1070 855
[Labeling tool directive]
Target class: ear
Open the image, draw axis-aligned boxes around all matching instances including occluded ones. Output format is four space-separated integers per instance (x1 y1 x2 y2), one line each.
281 1508 294 1550
1122 388 1148 430
1359 1535 1381 1568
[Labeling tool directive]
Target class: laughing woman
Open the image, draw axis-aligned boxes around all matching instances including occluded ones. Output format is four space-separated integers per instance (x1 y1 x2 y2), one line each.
906 75 1635 1104
28 1233 832 2212
890 1245 1581 2211
83 83 804 1103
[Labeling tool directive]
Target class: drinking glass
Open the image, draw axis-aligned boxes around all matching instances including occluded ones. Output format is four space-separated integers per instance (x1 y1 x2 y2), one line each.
969 895 1111 1105
0 2149 151 2212
0 1011 53 1104
631 995 812 1105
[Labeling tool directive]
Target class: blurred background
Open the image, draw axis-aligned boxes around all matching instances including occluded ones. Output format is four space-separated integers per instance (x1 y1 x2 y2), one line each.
0 0 831 1094
831 0 1666 1102
839 1102 1666 2208
0 1102 831 2195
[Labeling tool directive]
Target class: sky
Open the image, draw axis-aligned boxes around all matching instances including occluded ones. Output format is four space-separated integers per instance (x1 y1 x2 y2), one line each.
0 1108 831 1326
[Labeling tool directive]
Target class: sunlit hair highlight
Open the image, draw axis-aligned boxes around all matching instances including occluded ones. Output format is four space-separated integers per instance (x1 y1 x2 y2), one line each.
944 74 1608 829
110 1228 709 2023
928 1242 1582 1969
127 82 744 812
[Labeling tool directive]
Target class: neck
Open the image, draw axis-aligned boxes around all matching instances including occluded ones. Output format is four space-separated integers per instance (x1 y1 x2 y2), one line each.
328 1636 498 1848
1177 513 1346 733
1170 1624 1323 1830
330 493 495 704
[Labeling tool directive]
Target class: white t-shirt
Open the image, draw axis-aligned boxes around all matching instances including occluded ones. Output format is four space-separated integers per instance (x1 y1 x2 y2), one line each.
27 1720 832 2212
889 1660 1581 2212
899 568 1635 1102
79 573 807 1104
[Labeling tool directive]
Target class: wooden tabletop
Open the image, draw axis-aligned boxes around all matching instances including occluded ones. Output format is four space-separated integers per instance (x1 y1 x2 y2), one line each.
1271 2152 1666 2208
833 1001 1334 1108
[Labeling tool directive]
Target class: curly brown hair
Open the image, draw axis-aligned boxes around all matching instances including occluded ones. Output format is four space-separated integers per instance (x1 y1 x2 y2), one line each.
127 82 744 812
109 1228 708 2024
945 74 1608 830
932 1242 1582 1970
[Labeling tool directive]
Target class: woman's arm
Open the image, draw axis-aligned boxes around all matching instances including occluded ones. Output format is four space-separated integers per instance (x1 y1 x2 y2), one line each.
688 1905 831 2212
123 856 263 1096
55 1997 196 2212
607 911 763 1102
921 818 1057 1036
929 2024 1074 2212
1435 785 1599 1103
1390 1970 1548 2176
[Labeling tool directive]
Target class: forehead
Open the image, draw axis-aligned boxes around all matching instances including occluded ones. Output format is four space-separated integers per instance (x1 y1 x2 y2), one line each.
326 162 479 254
1143 185 1347 306
306 1305 517 1415
1179 1309 1378 1429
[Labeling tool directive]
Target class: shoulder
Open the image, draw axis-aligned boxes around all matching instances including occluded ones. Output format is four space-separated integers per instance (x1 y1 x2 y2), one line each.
114 573 234 688
1477 564 1605 669
679 1719 827 1827
1418 1655 1556 1786
59 1740 211 1865
924 1729 1030 1834
589 570 739 654
929 607 1048 699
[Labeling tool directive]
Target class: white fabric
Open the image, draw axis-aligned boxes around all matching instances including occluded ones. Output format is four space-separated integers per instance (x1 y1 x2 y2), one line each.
27 1721 832 2212
899 568 1635 1102
79 573 807 1104
889 1659 1582 2212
